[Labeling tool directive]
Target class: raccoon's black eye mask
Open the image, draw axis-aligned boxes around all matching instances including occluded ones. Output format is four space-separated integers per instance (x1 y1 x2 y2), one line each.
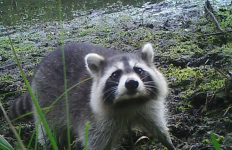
110 70 122 80
134 67 144 75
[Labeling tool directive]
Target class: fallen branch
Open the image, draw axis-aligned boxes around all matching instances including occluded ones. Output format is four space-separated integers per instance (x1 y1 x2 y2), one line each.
223 104 232 117
204 0 223 32
200 30 232 37
213 66 231 80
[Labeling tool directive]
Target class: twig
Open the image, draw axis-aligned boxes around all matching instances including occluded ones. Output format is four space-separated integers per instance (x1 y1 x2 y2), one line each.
223 104 232 117
197 146 214 150
204 0 223 32
200 30 232 37
213 66 231 79
205 93 209 111
194 105 203 116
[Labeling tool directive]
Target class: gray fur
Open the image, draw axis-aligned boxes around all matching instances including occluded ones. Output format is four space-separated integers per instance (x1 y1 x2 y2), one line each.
9 43 175 150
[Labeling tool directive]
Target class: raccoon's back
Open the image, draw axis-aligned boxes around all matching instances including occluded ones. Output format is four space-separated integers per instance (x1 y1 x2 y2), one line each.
10 43 118 121
35 43 117 115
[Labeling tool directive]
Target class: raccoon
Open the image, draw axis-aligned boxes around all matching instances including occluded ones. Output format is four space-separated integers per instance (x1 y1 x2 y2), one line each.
9 43 175 150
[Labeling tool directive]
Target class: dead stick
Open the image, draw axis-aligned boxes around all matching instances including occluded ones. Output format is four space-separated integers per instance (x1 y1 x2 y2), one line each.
204 3 223 32
213 66 230 79
200 30 232 37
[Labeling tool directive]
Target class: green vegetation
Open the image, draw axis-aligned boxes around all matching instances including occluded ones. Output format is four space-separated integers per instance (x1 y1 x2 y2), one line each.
211 131 221 150
0 135 14 150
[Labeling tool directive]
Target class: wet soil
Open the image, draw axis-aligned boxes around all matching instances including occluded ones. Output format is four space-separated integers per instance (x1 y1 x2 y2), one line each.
0 0 232 149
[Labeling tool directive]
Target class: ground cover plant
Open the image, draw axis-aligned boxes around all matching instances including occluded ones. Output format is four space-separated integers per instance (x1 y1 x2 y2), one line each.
0 0 232 149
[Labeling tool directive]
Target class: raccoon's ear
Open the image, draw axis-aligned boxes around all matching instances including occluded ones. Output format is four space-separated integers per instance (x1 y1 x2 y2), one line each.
141 43 154 64
85 53 105 76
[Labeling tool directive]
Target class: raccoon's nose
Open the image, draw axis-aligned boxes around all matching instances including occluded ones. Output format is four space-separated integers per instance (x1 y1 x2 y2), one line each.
125 79 139 90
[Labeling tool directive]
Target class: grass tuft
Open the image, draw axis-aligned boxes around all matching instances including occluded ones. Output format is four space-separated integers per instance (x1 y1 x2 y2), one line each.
210 131 221 150
8 35 58 150
0 134 14 150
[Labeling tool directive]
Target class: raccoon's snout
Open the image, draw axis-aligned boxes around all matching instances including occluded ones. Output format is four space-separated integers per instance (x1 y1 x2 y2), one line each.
125 79 139 91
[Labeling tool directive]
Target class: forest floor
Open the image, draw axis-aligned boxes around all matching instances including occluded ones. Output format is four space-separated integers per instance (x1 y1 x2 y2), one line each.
0 0 232 149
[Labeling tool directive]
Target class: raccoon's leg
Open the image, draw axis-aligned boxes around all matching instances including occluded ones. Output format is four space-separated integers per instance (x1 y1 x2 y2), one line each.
34 112 48 146
37 122 47 145
153 125 175 150
87 128 114 150
36 114 72 149
140 118 175 150
139 105 175 150
83 121 120 150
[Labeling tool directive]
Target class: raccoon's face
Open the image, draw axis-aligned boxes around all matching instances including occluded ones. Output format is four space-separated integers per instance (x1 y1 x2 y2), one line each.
102 55 157 106
85 43 168 111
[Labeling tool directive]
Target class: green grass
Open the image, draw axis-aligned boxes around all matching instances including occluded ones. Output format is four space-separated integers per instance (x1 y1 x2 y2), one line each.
58 0 71 149
84 121 90 150
210 131 221 150
0 134 14 150
8 35 58 150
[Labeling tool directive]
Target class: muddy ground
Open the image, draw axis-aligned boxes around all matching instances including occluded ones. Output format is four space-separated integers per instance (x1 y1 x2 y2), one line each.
0 0 232 149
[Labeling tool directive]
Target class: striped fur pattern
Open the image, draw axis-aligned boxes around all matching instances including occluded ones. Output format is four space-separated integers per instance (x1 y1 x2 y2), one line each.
9 43 175 150
9 92 33 121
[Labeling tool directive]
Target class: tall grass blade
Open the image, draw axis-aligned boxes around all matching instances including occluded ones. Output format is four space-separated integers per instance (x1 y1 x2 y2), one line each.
57 0 71 149
0 90 27 97
8 35 58 150
44 78 92 116
34 127 38 150
0 102 23 150
27 128 36 150
84 121 90 150
16 124 22 149
210 131 221 150
0 135 14 150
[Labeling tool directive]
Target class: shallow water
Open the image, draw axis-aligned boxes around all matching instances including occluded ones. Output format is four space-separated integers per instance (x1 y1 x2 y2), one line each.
0 0 230 37
0 0 163 27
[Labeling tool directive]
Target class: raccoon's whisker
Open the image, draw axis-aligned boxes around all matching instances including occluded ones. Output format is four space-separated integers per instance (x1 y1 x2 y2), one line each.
143 82 156 86
104 87 117 97
144 82 156 86
144 84 156 87
143 81 155 84
146 88 158 96
103 90 116 102
144 84 157 88
107 81 119 84
104 86 117 94
104 91 116 100
145 84 156 88
141 75 149 80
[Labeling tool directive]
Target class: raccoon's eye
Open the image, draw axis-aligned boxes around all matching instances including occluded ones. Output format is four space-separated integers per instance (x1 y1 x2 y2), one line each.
134 67 144 75
110 70 121 80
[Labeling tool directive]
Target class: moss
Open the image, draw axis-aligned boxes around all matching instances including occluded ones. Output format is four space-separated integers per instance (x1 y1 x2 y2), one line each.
0 73 14 82
202 139 210 146
217 136 224 144
178 105 185 111
78 29 89 37
101 27 110 33
0 73 14 94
